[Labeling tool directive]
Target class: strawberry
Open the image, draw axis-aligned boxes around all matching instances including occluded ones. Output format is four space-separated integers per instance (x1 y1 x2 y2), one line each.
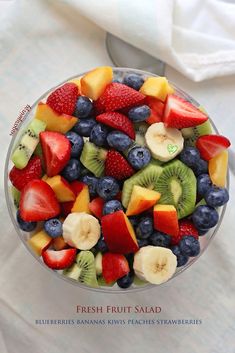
163 95 208 129
42 248 76 270
105 150 135 180
60 201 74 217
145 97 164 124
89 197 105 219
102 253 130 283
9 156 42 191
96 112 135 139
40 131 71 177
171 219 198 245
70 181 86 195
95 82 145 112
196 134 231 161
19 179 60 221
46 82 78 115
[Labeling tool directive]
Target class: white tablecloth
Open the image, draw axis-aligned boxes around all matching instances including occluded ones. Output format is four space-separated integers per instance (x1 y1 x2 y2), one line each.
0 1 234 353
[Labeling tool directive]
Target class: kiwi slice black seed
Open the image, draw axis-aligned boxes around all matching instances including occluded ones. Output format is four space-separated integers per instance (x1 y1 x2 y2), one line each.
80 141 107 177
182 120 212 147
64 251 98 287
122 161 163 208
11 118 46 169
156 160 196 219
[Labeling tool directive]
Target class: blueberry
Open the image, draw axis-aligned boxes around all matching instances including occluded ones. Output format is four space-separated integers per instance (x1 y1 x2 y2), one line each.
96 177 120 201
136 217 153 239
107 131 132 151
171 245 189 267
137 238 149 248
205 186 229 207
62 159 81 181
90 124 108 147
123 74 144 91
192 205 219 229
128 146 151 170
65 131 84 157
179 236 200 257
128 105 151 122
16 210 36 232
179 147 200 168
73 118 96 137
128 215 140 228
117 272 134 289
197 174 212 196
44 218 62 238
103 200 123 215
149 232 171 248
96 237 109 253
81 175 98 197
74 96 93 118
192 159 208 176
198 228 209 236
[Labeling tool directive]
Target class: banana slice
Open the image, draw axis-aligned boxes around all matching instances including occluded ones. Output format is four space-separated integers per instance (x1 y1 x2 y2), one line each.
62 212 101 250
133 246 177 284
145 122 184 162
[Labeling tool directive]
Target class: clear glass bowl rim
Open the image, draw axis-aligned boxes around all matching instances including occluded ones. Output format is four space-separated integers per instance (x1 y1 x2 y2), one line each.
4 67 229 294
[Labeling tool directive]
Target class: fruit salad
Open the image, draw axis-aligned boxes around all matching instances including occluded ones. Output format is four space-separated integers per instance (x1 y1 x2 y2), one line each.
7 66 231 290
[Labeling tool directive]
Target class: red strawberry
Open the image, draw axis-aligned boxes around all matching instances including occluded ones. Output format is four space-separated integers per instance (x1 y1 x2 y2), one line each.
96 112 135 139
89 197 105 219
40 131 71 177
95 83 145 112
171 219 199 245
145 97 164 124
105 150 135 180
9 156 42 191
163 95 208 129
102 253 130 283
196 134 231 161
42 248 76 270
19 179 60 221
70 181 86 195
60 201 74 217
46 82 78 115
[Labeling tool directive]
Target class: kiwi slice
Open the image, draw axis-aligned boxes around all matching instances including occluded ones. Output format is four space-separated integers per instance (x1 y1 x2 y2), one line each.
156 160 196 219
122 161 163 208
195 198 206 208
63 251 98 287
80 141 107 177
11 118 46 169
11 186 21 208
182 120 212 147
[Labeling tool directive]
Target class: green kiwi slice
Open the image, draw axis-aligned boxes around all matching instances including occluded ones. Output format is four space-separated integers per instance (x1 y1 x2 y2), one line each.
80 141 107 177
63 251 98 287
11 186 21 208
156 160 196 219
122 161 163 208
11 118 46 169
182 120 212 147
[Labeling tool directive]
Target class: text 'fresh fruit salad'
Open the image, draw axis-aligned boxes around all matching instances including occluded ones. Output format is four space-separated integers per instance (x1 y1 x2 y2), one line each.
9 67 231 289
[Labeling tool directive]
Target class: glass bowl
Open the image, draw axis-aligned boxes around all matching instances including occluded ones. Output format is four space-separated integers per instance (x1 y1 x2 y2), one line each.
4 67 229 293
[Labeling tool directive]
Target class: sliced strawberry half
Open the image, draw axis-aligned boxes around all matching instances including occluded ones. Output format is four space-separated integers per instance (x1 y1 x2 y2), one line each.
196 134 231 161
42 248 76 270
96 112 135 139
9 156 42 191
105 150 135 180
145 96 164 124
46 82 78 115
163 95 208 129
95 82 145 112
19 179 60 221
171 219 198 245
40 131 71 177
102 253 130 284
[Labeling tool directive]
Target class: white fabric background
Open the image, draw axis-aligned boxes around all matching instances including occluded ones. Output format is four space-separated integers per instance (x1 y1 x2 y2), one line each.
0 1 235 353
